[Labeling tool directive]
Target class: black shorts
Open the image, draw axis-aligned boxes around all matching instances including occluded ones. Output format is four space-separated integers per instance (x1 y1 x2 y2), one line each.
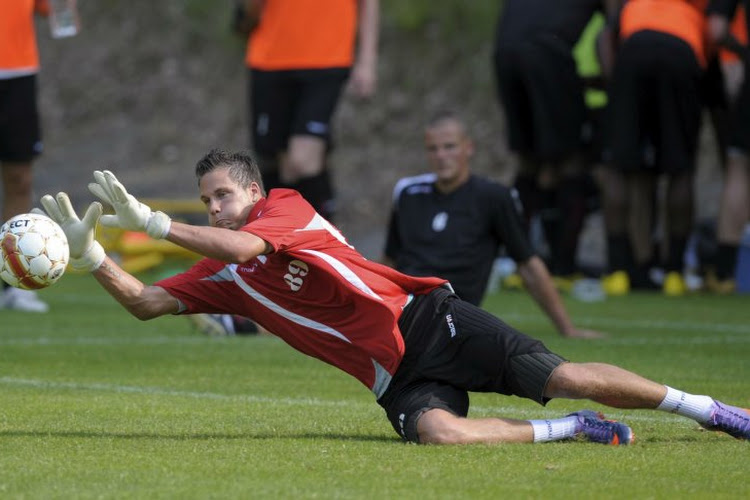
0 75 42 162
493 35 586 162
378 287 566 443
248 67 350 156
606 30 702 173
728 58 750 153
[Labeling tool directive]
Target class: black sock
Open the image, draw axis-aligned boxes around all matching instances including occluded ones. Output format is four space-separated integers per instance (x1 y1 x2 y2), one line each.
715 243 739 280
666 235 688 273
556 176 588 276
294 170 336 221
606 234 633 274
538 187 560 272
257 155 283 191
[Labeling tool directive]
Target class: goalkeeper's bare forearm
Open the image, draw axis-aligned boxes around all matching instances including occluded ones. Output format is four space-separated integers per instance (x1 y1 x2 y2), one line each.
93 256 179 320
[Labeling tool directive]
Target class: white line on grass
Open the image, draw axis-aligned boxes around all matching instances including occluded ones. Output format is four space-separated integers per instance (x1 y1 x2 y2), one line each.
0 376 686 424
0 376 350 408
0 336 211 346
499 312 750 334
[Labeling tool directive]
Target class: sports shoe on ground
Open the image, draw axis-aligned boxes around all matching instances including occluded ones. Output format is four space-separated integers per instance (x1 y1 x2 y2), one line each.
0 287 49 313
188 313 234 336
701 401 750 440
704 271 736 295
552 274 583 294
601 271 630 296
501 273 524 291
187 313 261 336
662 271 687 296
568 410 634 445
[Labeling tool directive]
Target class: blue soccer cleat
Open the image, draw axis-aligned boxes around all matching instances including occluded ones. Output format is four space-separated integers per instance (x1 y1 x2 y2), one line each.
568 410 634 445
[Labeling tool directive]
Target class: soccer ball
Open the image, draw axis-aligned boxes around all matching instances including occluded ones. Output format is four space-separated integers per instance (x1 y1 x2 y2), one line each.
0 213 69 289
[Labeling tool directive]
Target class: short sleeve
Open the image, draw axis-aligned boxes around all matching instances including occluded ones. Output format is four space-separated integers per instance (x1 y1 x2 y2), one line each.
490 184 536 262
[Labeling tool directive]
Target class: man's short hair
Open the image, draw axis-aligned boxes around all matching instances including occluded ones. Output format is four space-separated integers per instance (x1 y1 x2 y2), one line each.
195 149 266 195
426 109 469 135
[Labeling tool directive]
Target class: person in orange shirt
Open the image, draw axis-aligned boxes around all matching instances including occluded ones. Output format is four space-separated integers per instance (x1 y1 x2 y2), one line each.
0 0 50 312
235 0 379 222
603 0 710 296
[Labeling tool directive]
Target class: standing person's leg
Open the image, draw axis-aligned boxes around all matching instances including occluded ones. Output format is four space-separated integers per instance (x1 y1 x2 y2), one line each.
525 38 588 279
494 44 538 234
596 165 633 294
248 68 295 192
1 75 41 222
714 151 750 289
2 161 33 223
627 170 658 288
555 156 590 278
664 170 695 294
655 32 703 295
602 33 654 293
713 59 750 290
0 75 48 312
282 68 350 221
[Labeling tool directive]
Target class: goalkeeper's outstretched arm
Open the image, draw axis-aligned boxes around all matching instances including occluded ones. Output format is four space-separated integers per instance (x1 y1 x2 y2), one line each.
93 255 180 321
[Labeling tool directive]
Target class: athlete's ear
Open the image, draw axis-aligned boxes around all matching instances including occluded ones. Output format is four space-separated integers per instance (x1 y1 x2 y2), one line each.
250 181 262 203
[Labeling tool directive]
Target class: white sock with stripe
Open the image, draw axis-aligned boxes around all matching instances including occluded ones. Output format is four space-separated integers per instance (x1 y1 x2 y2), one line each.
656 386 715 423
529 416 580 443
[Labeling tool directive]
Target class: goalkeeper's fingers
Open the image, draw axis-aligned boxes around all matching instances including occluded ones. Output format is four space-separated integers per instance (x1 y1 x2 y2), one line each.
91 170 115 203
102 170 131 205
39 194 64 222
81 202 103 229
56 192 79 221
88 181 112 205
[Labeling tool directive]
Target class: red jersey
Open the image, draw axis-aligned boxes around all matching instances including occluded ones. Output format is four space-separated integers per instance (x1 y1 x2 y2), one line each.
155 190 446 397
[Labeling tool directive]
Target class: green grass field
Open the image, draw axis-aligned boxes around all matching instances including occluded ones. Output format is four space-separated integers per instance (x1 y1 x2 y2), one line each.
1 271 748 499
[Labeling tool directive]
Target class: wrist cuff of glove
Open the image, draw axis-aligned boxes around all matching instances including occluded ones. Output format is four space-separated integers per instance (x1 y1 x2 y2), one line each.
146 211 171 239
71 241 106 272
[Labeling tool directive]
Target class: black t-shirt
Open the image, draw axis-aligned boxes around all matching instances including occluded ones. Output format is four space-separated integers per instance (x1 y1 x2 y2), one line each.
384 174 535 306
495 0 604 49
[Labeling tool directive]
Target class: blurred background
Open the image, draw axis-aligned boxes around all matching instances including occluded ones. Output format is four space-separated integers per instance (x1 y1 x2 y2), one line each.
31 0 720 261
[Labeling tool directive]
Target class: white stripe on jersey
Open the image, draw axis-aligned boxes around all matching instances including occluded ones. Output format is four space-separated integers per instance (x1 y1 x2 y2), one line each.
300 249 382 300
228 264 353 344
391 173 437 205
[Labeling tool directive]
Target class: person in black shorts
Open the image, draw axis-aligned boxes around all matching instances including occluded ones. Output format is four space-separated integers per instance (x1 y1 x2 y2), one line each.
707 0 750 291
604 0 709 296
492 0 619 281
236 0 379 222
0 1 49 313
383 111 602 339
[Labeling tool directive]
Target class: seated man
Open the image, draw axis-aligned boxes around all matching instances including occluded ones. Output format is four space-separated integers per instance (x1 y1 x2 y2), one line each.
383 111 602 339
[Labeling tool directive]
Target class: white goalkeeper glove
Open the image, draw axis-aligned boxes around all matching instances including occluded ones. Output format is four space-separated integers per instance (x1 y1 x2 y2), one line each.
87 170 171 239
33 193 106 272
